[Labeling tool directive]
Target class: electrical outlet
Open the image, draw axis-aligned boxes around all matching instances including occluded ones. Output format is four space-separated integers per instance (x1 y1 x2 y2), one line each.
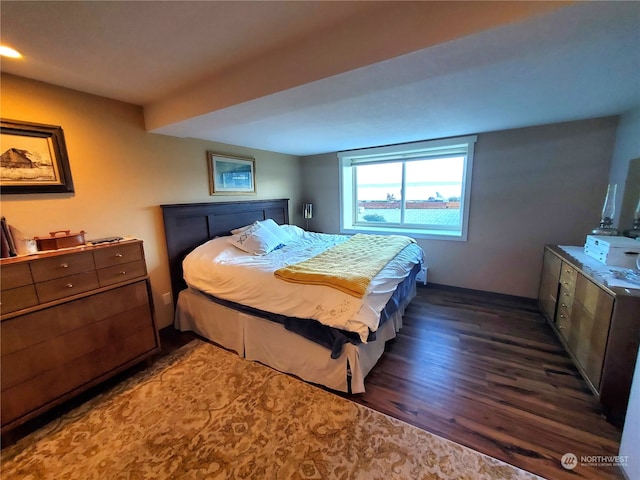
162 292 172 305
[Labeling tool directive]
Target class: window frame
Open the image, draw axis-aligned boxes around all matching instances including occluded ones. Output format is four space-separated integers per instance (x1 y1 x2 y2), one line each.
338 135 477 241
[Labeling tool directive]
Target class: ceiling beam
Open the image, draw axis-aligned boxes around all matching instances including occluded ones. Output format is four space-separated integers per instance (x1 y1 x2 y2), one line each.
144 1 571 133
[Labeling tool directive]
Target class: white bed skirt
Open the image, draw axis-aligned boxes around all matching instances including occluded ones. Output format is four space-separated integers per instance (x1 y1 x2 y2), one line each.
174 284 416 393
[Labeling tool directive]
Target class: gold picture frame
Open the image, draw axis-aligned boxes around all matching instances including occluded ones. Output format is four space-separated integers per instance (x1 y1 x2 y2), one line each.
207 152 256 195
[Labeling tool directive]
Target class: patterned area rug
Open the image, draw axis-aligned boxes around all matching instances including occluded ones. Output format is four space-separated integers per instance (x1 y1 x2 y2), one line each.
1 340 543 479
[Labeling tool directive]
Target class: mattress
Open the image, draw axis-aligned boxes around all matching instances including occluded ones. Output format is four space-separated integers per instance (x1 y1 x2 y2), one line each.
182 226 424 342
189 262 420 358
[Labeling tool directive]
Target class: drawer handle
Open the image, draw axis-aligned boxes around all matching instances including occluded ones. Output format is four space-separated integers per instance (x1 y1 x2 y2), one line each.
66 283 74 288
563 292 570 297
61 263 69 268
560 314 566 319
565 269 572 273
119 271 126 275
561 303 567 308
115 253 123 258
558 325 564 330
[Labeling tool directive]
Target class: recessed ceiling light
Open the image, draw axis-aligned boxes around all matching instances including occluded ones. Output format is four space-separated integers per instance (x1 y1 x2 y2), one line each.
0 46 22 58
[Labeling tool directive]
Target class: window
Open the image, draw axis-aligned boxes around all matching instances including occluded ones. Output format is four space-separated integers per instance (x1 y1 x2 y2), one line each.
338 135 477 240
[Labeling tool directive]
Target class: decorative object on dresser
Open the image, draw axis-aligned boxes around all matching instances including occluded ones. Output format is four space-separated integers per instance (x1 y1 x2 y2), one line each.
34 229 86 251
0 216 17 258
584 234 640 268
88 236 124 245
538 245 640 427
623 197 640 239
0 119 75 194
591 183 619 236
0 239 160 435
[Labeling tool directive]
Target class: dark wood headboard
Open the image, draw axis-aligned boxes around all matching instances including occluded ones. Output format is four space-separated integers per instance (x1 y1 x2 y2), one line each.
161 199 290 302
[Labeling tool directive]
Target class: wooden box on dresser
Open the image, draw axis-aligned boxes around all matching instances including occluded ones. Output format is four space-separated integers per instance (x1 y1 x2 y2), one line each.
538 245 640 427
0 239 160 434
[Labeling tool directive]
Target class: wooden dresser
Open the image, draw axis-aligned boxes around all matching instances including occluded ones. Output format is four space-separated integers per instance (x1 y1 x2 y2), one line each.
538 245 640 427
0 240 160 433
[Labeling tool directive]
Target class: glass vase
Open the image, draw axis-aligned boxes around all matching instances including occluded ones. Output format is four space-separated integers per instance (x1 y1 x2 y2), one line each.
592 184 619 235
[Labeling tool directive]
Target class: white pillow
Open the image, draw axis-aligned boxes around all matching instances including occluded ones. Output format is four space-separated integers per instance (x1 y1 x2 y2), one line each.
231 219 292 243
259 218 292 243
230 222 255 235
189 236 239 262
227 222 283 255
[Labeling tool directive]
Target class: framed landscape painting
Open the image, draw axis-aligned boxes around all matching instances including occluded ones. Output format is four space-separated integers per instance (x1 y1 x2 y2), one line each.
207 152 256 195
0 119 74 194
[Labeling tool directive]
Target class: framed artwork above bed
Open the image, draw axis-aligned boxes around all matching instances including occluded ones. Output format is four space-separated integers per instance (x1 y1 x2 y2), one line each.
207 152 256 195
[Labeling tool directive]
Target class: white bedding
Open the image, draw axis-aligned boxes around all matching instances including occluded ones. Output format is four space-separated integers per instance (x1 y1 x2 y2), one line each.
182 226 424 341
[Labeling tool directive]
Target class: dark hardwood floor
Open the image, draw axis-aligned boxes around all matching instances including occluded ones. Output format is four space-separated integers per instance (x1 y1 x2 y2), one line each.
339 285 623 480
3 285 624 480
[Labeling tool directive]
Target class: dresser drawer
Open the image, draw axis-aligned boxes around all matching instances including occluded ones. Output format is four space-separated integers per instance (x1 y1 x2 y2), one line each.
30 251 95 282
575 275 614 318
559 263 577 290
1 285 38 314
556 305 571 342
35 271 99 303
1 263 33 290
1 281 151 356
2 326 157 425
542 249 562 283
557 285 574 312
2 291 153 391
93 243 142 269
97 260 147 287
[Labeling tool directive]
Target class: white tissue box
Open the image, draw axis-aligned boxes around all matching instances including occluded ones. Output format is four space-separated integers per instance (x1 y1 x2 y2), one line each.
584 235 640 268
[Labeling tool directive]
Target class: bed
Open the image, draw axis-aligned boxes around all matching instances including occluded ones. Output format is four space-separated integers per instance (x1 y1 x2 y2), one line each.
161 199 423 393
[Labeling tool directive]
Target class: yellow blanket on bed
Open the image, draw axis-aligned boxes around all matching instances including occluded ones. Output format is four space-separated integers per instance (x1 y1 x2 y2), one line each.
274 234 415 298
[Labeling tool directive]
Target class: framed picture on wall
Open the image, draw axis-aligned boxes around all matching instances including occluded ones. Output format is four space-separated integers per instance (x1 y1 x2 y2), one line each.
207 152 256 195
0 119 75 194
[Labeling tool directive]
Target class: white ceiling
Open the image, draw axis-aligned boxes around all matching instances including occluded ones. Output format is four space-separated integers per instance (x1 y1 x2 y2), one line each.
1 1 639 156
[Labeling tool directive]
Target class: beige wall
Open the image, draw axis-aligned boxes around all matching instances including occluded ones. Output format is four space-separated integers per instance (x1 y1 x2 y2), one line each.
301 117 618 298
0 74 302 327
